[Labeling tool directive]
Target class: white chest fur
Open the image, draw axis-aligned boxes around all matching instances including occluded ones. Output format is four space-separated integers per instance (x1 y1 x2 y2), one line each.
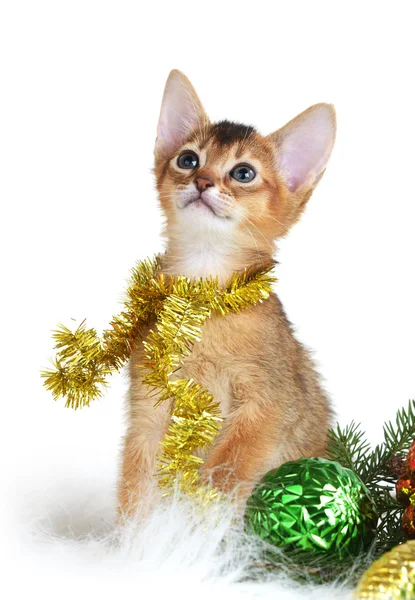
164 223 240 284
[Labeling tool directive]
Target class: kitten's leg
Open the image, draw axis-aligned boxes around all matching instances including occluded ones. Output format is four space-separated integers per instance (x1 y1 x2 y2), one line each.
200 412 280 503
200 380 302 506
118 392 170 521
201 388 328 507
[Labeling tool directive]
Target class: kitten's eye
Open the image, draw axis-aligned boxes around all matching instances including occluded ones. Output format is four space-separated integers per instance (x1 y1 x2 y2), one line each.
230 164 256 183
177 151 199 169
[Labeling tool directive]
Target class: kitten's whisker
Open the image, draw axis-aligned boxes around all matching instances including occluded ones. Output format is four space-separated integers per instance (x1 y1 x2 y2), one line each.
244 217 274 250
265 214 286 229
222 205 264 263
243 225 263 262
225 204 272 251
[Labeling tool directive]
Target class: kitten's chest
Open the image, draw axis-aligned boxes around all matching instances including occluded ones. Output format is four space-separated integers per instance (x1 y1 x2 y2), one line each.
160 243 237 286
176 316 236 418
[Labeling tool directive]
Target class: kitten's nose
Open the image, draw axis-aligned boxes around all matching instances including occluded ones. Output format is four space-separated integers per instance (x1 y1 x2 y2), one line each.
195 176 214 193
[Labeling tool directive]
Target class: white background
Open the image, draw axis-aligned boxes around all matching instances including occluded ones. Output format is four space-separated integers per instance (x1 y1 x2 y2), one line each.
1 0 414 595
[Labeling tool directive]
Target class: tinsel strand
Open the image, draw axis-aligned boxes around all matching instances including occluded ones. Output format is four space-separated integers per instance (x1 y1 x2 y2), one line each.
41 255 276 496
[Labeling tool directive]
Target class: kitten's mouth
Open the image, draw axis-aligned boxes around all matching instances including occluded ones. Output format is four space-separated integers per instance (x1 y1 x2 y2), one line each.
184 195 220 217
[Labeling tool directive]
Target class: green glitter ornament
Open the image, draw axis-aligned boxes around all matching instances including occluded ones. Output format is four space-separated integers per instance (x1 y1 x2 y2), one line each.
245 457 377 557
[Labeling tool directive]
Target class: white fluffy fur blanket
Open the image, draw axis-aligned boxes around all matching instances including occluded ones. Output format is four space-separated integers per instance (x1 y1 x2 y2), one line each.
14 471 355 600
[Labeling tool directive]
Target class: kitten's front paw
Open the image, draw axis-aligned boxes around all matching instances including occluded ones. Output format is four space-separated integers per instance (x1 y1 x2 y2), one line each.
200 464 236 493
200 463 253 509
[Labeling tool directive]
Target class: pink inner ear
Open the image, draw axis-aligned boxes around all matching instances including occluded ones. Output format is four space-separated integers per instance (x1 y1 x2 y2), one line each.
157 76 202 157
279 106 335 192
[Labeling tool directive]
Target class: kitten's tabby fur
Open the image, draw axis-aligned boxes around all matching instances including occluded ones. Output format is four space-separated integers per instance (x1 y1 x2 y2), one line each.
118 70 336 516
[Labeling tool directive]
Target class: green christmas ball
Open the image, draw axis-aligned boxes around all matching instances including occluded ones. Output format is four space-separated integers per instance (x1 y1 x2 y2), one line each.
245 457 377 557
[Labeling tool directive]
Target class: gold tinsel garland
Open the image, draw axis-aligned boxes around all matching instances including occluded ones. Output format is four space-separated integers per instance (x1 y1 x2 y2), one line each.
42 255 276 496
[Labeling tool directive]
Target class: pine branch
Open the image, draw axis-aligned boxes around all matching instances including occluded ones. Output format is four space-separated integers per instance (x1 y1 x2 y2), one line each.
361 399 415 487
326 399 415 562
374 507 404 556
327 400 415 489
326 420 371 474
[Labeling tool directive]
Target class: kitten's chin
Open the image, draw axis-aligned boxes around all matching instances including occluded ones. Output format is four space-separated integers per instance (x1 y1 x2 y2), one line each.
175 203 236 234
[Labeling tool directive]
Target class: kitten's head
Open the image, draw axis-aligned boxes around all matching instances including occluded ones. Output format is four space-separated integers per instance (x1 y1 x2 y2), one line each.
154 70 336 268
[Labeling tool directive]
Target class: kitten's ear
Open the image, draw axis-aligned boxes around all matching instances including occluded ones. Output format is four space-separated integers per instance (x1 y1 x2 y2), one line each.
267 104 336 192
155 70 208 158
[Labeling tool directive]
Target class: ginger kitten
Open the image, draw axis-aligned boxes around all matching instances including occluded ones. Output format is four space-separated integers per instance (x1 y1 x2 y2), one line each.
118 70 335 516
